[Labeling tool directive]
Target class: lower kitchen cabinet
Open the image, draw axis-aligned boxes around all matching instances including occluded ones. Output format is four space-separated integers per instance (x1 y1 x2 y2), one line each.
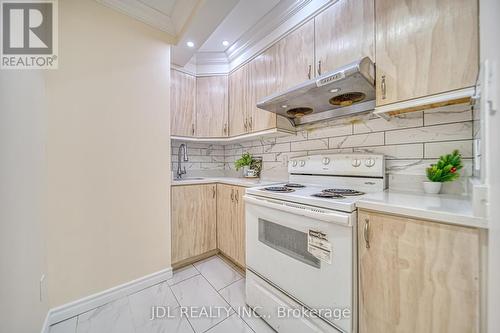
171 184 217 265
357 210 480 333
217 184 245 268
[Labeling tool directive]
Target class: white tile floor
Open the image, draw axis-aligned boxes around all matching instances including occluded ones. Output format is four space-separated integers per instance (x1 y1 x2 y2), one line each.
48 256 276 333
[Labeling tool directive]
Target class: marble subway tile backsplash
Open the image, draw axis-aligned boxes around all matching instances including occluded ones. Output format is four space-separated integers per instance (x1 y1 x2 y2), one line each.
171 141 226 176
224 103 474 194
172 103 474 194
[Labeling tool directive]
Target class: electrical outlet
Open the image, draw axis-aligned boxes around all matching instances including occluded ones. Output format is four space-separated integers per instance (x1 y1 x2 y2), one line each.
281 154 289 167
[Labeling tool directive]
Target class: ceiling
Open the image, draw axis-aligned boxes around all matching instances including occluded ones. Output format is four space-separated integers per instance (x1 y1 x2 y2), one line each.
138 0 177 15
96 0 329 68
198 0 281 53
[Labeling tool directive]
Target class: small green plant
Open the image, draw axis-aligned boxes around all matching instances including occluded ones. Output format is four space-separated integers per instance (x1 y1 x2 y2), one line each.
234 152 253 171
426 150 463 182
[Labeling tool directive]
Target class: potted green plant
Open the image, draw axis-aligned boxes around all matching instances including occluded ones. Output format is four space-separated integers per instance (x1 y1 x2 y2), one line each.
424 150 463 194
234 152 254 177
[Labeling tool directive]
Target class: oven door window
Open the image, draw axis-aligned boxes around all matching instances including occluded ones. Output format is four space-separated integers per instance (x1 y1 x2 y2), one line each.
258 218 320 268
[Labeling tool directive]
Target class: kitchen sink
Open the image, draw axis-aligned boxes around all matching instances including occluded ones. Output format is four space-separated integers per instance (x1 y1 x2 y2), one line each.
174 177 206 181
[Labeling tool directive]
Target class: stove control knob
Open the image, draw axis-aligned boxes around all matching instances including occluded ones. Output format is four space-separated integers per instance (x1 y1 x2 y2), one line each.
322 157 331 165
365 158 376 168
292 160 298 167
299 160 306 167
352 159 362 167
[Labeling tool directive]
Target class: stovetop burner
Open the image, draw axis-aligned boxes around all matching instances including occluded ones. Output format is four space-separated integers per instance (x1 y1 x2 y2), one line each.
284 183 306 188
263 186 295 193
311 192 345 199
323 188 365 196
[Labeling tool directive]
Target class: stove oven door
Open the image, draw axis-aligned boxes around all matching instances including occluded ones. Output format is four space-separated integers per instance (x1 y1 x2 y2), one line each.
244 195 356 333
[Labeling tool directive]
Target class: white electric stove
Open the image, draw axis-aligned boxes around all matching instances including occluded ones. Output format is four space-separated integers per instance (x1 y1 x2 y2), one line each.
244 154 386 333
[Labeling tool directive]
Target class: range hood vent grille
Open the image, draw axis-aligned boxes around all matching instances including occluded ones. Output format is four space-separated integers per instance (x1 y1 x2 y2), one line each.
329 92 366 106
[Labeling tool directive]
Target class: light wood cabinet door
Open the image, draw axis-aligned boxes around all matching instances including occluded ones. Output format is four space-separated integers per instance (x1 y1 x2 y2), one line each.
314 0 374 74
216 184 246 268
171 69 196 136
230 186 245 267
358 210 480 333
274 19 315 92
229 64 250 136
196 76 229 137
216 184 234 258
249 47 277 132
375 0 478 106
171 185 217 264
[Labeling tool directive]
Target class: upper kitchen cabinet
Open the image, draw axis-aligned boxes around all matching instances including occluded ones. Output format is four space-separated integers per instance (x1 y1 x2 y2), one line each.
196 75 229 137
171 69 196 136
229 63 251 136
274 19 315 92
314 0 375 74
249 46 278 132
229 52 284 135
375 0 478 106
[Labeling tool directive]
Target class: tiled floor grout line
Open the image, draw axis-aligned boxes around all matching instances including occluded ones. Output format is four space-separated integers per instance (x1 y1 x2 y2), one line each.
193 257 256 333
216 281 258 333
218 276 244 294
187 262 238 333
210 259 257 333
192 263 220 292
201 313 232 333
167 282 197 333
167 264 200 287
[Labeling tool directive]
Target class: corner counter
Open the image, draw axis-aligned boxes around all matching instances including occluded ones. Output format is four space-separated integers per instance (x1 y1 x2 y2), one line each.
356 190 488 229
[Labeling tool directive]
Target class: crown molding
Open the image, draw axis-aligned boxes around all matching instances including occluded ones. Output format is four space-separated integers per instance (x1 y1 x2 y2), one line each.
196 52 229 65
192 0 335 75
95 0 204 43
226 0 313 63
96 0 175 36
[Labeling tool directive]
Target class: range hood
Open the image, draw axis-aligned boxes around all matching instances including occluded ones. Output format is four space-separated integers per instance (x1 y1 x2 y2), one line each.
257 57 376 126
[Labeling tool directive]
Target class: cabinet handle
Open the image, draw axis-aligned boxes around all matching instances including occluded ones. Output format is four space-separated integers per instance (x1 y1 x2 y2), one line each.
223 123 227 135
212 186 216 198
381 75 387 100
244 118 248 132
317 60 322 76
307 65 312 79
364 218 370 249
191 124 195 136
231 189 234 202
235 190 239 203
249 116 253 131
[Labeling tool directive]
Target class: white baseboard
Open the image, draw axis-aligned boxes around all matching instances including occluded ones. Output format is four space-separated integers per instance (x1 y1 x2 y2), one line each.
41 267 173 332
40 310 50 333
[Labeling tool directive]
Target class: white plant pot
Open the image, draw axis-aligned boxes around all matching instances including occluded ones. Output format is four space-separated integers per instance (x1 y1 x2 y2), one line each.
423 181 442 194
242 166 250 176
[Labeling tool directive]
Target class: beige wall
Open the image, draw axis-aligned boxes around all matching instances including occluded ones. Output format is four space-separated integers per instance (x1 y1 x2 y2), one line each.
0 71 49 333
45 0 171 307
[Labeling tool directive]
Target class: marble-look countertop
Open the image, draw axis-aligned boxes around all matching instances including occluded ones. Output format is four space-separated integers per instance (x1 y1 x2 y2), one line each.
171 177 279 188
357 190 488 229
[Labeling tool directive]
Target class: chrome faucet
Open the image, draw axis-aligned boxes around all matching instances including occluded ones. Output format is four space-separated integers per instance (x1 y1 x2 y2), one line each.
176 143 189 179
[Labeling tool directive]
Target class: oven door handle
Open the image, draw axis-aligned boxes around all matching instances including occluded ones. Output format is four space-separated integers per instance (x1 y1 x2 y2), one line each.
243 195 352 226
